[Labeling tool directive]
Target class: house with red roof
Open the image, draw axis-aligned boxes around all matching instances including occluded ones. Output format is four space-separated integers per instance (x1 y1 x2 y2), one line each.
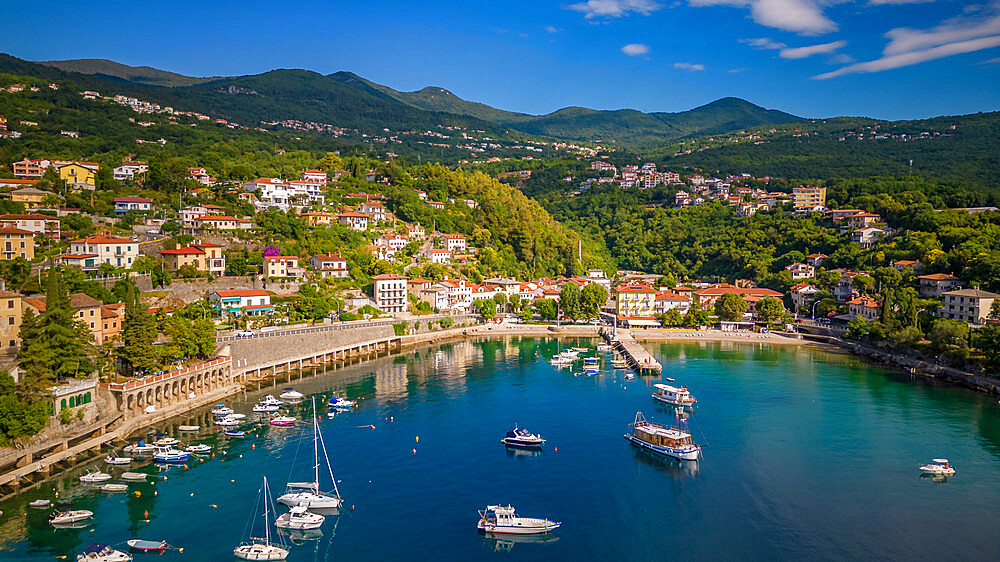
209 289 272 315
264 255 303 279
69 235 138 268
336 212 369 231
309 253 349 278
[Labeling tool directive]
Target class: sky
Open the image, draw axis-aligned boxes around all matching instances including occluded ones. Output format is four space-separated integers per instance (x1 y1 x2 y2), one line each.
1 0 998 120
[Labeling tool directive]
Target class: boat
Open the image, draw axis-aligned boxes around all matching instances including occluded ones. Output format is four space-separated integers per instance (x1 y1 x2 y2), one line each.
76 543 132 562
152 437 178 447
225 430 247 438
29 499 52 508
80 469 112 483
652 383 697 407
624 372 635 380
120 472 147 481
274 505 325 530
126 539 167 553
624 411 701 461
550 355 575 366
582 357 600 375
105 452 132 465
234 476 289 561
102 483 129 493
596 343 613 352
919 458 956 476
277 398 343 511
328 396 356 410
122 442 155 455
665 377 676 382
215 416 241 427
501 426 545 449
178 425 200 432
253 403 280 413
50 509 94 525
570 347 589 353
229 413 247 420
153 446 191 464
279 388 304 401
610 358 628 369
212 406 234 416
270 416 296 427
185 444 212 454
261 395 283 406
477 505 561 535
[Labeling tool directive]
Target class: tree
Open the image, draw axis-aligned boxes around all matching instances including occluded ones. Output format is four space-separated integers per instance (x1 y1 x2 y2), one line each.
852 274 875 294
580 283 608 319
929 319 969 350
756 296 784 324
493 293 507 313
477 298 497 320
509 293 521 311
519 305 533 323
975 325 1000 372
559 282 581 319
990 300 1000 320
846 316 871 339
890 325 923 347
120 283 158 376
537 299 558 321
682 302 711 327
658 309 682 327
714 293 748 322
19 270 95 384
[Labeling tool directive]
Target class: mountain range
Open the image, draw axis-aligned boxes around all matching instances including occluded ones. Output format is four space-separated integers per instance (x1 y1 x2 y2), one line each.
10 55 800 147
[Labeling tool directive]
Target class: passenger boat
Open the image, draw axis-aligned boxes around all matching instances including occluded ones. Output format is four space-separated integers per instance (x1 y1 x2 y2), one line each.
225 430 246 438
212 405 234 416
652 383 697 407
80 469 112 483
501 427 545 449
328 396 356 410
76 543 132 562
29 499 52 508
277 399 343 511
477 505 561 535
120 472 147 481
101 483 129 493
624 411 701 461
153 446 191 464
177 425 200 432
253 403 280 413
50 509 94 525
105 452 132 465
125 539 167 553
270 416 296 427
279 388 305 401
919 458 956 476
274 505 325 530
234 476 289 560
185 444 212 454
122 443 155 455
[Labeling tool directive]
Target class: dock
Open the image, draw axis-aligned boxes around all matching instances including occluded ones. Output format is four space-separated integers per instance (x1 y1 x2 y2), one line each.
601 328 662 375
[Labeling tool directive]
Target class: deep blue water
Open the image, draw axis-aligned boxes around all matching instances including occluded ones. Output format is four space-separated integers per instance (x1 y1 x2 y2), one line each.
3 337 1000 561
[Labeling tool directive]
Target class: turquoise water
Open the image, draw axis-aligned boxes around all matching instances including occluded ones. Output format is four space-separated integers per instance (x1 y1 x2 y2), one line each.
2 337 1000 560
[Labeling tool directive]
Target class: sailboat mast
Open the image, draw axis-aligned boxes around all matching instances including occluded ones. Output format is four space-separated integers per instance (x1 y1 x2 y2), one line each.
313 397 320 490
263 476 271 546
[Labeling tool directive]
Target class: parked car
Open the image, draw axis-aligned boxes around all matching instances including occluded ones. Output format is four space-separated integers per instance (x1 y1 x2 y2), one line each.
235 329 255 338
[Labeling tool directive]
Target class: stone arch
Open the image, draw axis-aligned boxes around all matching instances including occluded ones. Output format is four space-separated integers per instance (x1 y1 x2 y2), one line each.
126 393 134 413
84 391 91 404
171 381 179 401
154 386 162 404
180 378 187 394
69 396 76 407
145 388 153 407
136 392 144 408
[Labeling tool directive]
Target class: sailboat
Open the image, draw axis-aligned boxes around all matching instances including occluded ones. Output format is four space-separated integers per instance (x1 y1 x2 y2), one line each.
277 397 344 511
234 476 289 561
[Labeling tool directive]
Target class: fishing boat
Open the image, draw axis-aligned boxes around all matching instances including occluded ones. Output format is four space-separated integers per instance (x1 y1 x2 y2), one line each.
234 476 289 561
125 539 167 553
215 416 241 427
624 411 701 461
919 458 956 476
152 437 178 447
29 499 51 508
153 446 191 464
501 426 545 449
122 442 155 455
101 483 129 493
120 472 147 481
50 509 94 525
76 543 132 562
212 405 234 416
274 505 325 530
477 505 561 535
270 416 296 427
652 383 697 407
80 469 112 483
328 396 356 411
185 444 212 454
105 452 132 465
610 358 628 369
277 398 343 511
225 430 247 438
253 403 280 413
279 388 305 401
178 425 200 432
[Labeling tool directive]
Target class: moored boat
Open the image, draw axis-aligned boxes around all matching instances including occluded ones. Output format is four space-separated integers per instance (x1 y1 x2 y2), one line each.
919 458 956 475
610 358 628 369
253 403 280 413
279 388 304 401
126 539 167 553
652 383 696 407
29 499 51 508
215 416 240 427
152 437 178 447
624 411 701 461
270 416 296 427
76 543 132 561
80 469 112 483
122 443 155 455
225 430 246 438
274 505 325 530
101 483 129 493
477 505 560 535
177 425 200 432
212 405 234 416
120 472 147 481
234 476 288 561
153 446 191 464
50 509 94 525
105 452 132 465
501 426 545 449
185 444 212 454
328 396 356 410
277 398 343 511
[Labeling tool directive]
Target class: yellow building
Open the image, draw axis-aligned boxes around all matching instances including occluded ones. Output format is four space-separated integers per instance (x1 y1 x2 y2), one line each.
0 226 34 260
301 212 335 227
9 187 55 209
0 291 23 355
57 162 98 190
792 186 826 209
614 283 657 317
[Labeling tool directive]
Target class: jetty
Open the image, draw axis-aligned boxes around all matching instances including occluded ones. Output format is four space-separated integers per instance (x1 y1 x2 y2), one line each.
600 327 662 375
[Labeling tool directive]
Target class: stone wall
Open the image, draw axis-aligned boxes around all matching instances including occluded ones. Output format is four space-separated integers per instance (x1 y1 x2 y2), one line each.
228 323 397 372
146 276 303 304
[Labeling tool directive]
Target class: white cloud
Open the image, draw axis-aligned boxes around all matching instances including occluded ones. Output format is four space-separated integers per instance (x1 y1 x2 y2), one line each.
779 39 848 58
728 67 747 72
867 0 936 4
622 43 651 55
688 0 837 34
742 37 787 49
674 61 706 70
813 34 1000 78
978 55 1000 63
545 25 560 33
568 0 663 18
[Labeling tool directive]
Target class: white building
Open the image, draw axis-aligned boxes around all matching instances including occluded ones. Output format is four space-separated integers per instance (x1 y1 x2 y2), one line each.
375 234 408 251
425 249 451 264
373 274 408 314
337 212 369 231
359 201 387 222
69 235 138 269
300 170 327 186
113 160 148 182
264 256 304 278
440 233 466 252
309 253 349 278
938 288 999 325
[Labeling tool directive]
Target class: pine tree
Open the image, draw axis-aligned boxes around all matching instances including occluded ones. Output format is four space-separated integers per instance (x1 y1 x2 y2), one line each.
16 308 50 397
121 283 158 375
21 270 96 382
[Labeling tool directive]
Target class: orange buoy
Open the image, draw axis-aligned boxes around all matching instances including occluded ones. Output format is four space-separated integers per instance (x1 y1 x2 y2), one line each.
252 444 255 450
412 448 416 455
554 447 558 452
144 510 149 518
210 504 218 509
134 491 141 497
369 425 375 431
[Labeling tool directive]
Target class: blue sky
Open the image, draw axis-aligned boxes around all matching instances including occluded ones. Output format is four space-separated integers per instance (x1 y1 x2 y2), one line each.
1 0 998 120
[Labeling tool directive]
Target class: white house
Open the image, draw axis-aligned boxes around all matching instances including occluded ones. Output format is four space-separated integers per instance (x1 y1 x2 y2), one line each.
425 249 451 264
373 274 408 314
300 170 327 186
309 253 349 278
244 178 292 210
209 289 272 315
337 212 369 231
359 201 387 222
784 262 815 280
69 235 138 269
440 233 466 252
113 197 152 214
375 234 408 251
264 256 303 278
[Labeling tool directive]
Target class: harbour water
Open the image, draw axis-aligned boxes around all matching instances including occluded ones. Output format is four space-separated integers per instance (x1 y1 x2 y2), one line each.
2 337 999 560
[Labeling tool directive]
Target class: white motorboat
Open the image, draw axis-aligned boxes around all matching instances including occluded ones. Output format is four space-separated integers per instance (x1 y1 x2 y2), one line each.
29 499 51 508
105 453 132 465
261 395 283 406
80 469 112 483
178 425 200 432
279 388 305 401
229 413 247 420
624 372 635 380
277 398 343 511
624 411 701 461
501 426 545 449
253 403 280 413
50 509 94 525
570 347 589 353
270 416 296 427
328 396 355 410
919 458 956 476
152 437 178 447
477 505 561 535
122 443 155 455
215 416 241 427
234 476 289 561
596 343 613 352
101 483 129 493
550 355 574 366
652 383 697 407
126 539 168 553
153 446 191 464
121 472 147 481
212 405 234 416
76 543 132 562
610 358 628 369
185 444 212 454
274 505 325 530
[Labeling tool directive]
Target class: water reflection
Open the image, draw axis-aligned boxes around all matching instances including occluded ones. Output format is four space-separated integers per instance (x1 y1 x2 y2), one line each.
504 446 542 459
482 532 560 552
631 448 700 478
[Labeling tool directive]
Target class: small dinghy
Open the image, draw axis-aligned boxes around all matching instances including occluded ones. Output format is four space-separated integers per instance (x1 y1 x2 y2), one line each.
225 430 246 438
279 388 304 401
123 443 155 455
274 505 325 530
501 426 545 449
77 543 132 562
80 469 112 483
105 451 132 465
102 483 129 493
477 505 561 535
50 509 94 525
185 444 212 454
121 472 147 481
624 372 635 380
270 416 296 427
178 425 200 432
126 539 167 553
919 458 956 476
29 499 51 508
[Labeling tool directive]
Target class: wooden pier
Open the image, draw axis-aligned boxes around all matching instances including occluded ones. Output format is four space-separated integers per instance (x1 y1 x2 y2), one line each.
600 328 662 375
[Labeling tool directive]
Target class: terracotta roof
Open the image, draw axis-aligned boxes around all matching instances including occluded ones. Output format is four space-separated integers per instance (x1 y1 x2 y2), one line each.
337 212 369 218
160 247 205 255
373 274 407 280
113 197 152 203
693 287 783 298
0 178 39 185
0 213 59 221
918 273 959 281
264 256 298 262
0 227 34 235
312 253 345 261
59 253 99 259
71 235 134 244
214 289 269 298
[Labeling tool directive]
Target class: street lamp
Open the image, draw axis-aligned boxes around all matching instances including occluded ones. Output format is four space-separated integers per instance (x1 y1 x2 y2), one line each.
811 299 820 321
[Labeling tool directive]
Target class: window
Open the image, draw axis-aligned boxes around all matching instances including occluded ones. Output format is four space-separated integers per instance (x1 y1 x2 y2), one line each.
5 300 10 308
7 317 12 325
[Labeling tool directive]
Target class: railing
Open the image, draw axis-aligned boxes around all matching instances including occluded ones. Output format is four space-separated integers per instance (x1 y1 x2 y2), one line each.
216 319 396 342
101 357 231 391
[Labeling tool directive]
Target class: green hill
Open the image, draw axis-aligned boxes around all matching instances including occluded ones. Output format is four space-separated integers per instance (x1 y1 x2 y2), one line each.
40 58 222 87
